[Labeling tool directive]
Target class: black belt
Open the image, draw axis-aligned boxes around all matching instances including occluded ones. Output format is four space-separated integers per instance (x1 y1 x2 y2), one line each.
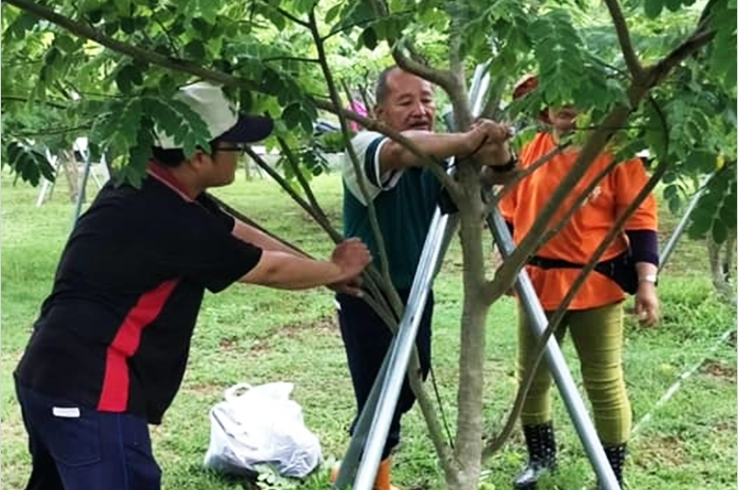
527 252 637 294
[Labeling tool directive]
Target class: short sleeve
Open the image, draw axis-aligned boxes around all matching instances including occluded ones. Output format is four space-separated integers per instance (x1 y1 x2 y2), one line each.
611 158 658 231
342 131 404 205
144 203 263 293
196 193 236 230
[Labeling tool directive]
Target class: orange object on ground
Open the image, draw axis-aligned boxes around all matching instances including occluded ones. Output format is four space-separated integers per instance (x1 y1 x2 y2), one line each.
329 457 401 490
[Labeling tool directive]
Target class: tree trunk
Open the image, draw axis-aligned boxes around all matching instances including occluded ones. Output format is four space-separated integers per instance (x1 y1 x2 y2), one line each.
61 149 80 203
707 230 737 306
447 167 491 489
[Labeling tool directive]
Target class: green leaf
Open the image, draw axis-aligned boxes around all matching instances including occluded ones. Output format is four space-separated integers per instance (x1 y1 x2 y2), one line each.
115 64 143 94
184 0 219 24
126 116 155 184
325 3 342 24
644 0 664 18
360 27 378 50
5 12 39 42
719 200 737 228
685 150 718 173
103 20 120 36
184 40 206 60
114 0 131 15
145 97 212 156
5 141 55 186
91 98 144 152
662 171 677 184
663 184 679 200
712 218 728 244
668 196 682 214
88 8 104 24
282 103 302 130
239 89 254 113
688 207 714 238
120 17 136 35
529 10 586 104
191 17 213 38
54 35 77 53
664 0 682 12
43 46 61 68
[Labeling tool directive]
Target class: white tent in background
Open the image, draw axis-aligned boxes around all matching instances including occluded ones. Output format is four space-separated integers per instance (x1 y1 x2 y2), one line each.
36 137 110 209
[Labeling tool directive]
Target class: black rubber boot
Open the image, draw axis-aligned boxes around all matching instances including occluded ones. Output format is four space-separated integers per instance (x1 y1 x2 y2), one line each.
598 443 627 489
512 422 557 490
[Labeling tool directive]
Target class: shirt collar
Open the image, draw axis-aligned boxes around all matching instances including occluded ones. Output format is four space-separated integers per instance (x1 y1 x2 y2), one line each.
146 159 195 202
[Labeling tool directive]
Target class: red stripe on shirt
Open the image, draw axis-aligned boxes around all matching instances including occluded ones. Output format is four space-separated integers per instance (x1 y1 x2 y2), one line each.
98 279 179 412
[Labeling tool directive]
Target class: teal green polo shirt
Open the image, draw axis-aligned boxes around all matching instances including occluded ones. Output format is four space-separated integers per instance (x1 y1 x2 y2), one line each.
342 131 442 290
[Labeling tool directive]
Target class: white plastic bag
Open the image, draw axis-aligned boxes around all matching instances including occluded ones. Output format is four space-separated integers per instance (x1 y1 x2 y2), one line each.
203 382 322 478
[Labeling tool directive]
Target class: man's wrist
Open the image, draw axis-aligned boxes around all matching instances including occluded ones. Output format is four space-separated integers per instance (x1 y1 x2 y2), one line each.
462 131 487 158
490 149 518 172
638 273 658 286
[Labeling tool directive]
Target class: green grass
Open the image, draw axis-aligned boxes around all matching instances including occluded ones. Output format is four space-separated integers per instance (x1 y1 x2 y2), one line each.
1 169 735 490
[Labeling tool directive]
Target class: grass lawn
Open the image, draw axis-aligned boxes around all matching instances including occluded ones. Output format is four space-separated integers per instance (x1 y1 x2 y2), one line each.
1 168 735 490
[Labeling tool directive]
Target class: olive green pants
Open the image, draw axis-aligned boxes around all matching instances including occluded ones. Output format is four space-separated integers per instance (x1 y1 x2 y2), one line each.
517 302 631 445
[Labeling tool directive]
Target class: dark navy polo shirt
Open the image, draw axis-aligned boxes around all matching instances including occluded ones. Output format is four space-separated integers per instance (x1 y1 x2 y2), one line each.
15 162 262 423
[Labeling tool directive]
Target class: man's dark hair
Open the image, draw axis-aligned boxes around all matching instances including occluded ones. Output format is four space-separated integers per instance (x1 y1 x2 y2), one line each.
151 137 221 167
375 66 399 105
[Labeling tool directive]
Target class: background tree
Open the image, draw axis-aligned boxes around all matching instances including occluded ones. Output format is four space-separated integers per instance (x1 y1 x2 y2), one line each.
1 0 735 488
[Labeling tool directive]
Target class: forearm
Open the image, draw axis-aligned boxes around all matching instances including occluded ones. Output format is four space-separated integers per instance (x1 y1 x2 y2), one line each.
240 251 343 290
232 221 304 258
381 130 471 169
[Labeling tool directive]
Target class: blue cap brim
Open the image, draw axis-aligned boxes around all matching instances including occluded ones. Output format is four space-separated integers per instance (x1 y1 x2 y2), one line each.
219 114 274 143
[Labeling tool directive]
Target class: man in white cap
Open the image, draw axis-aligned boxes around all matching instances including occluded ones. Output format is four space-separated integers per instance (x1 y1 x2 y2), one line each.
14 81 372 490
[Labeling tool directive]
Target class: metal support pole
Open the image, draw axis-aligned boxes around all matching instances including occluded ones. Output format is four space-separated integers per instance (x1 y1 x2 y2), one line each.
659 173 715 273
332 350 393 488
487 208 620 490
333 207 450 490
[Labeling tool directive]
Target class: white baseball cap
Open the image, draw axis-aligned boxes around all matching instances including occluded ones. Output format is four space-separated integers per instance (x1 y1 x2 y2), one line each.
154 81 274 149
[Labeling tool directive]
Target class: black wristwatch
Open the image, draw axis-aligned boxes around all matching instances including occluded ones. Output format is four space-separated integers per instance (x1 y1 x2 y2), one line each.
491 151 518 172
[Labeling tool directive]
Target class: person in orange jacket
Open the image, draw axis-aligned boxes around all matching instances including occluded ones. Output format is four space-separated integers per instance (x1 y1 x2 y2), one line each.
499 75 660 489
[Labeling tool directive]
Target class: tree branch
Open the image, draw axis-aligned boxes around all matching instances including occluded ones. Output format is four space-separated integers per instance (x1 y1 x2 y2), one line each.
313 99 457 190
3 0 258 91
9 124 93 138
207 193 311 258
275 5 311 28
275 136 327 221
307 10 390 285
321 17 375 42
364 0 456 97
263 56 319 64
392 40 455 94
488 143 570 203
645 28 715 88
152 16 180 56
2 95 69 110
603 0 644 80
243 146 342 243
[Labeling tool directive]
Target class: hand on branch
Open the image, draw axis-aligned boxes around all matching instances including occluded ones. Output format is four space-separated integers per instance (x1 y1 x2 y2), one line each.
329 238 372 290
464 119 515 168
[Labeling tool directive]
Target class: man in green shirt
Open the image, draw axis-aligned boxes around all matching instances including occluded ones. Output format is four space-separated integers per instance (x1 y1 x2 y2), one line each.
336 66 514 489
